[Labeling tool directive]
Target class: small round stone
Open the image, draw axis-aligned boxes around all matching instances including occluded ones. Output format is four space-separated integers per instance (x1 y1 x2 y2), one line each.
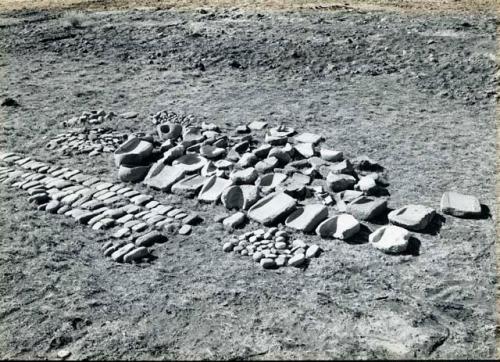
275 241 287 249
253 251 263 262
306 244 320 258
57 350 71 359
289 253 306 267
249 235 258 243
223 242 233 252
234 245 243 253
238 240 248 247
260 258 276 269
241 249 248 256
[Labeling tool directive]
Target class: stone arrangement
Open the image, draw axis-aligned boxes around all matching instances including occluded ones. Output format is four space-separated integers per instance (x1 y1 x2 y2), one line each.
0 152 203 263
222 228 320 269
149 110 196 126
46 127 129 157
62 110 116 127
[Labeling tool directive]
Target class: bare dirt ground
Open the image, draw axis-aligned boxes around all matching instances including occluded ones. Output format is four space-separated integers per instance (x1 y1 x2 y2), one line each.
0 1 498 360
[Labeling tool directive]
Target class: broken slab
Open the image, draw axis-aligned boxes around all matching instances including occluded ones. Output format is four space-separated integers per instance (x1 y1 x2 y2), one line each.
294 143 315 158
248 192 297 226
369 225 410 254
114 137 153 167
388 204 436 231
198 175 232 203
329 160 354 175
346 196 387 221
230 167 258 184
221 184 260 210
326 172 356 192
285 204 329 233
171 174 207 198
143 161 186 192
320 149 343 162
316 214 360 239
440 191 481 218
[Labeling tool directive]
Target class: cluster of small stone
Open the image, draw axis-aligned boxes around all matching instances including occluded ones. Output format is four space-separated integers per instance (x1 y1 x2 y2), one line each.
46 127 129 156
62 110 116 127
222 228 320 269
0 152 203 263
150 110 196 126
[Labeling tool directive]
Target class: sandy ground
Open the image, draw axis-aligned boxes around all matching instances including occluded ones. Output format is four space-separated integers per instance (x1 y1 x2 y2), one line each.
0 2 498 360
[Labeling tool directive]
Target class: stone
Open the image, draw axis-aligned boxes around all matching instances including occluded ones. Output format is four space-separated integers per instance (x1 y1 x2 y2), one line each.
57 350 71 359
214 159 233 170
171 175 207 198
118 164 151 182
230 167 258 184
237 153 258 168
354 155 383 172
111 243 136 262
123 190 140 198
45 200 61 213
223 212 246 229
114 137 153 167
221 185 260 210
292 239 307 249
264 134 288 146
253 144 272 158
29 193 50 205
306 244 320 258
120 111 138 119
269 125 295 137
143 162 186 192
347 196 387 221
123 204 142 214
132 222 148 232
162 145 185 164
295 132 323 145
285 204 329 233
96 191 116 201
182 126 205 147
198 176 232 203
200 145 226 159
330 160 354 175
326 173 356 192
130 194 154 206
320 149 343 162
103 208 126 219
316 214 360 239
248 120 268 130
288 253 306 267
294 143 315 158
388 204 436 231
257 173 287 193
46 179 73 189
178 224 192 235
268 147 291 164
183 213 203 225
157 122 183 140
255 157 279 174
369 225 410 254
223 242 234 252
145 201 160 209
92 218 115 230
339 190 363 203
123 247 149 262
355 176 377 192
260 258 276 269
135 231 167 247
172 154 208 173
248 192 297 226
113 227 131 239
440 191 481 218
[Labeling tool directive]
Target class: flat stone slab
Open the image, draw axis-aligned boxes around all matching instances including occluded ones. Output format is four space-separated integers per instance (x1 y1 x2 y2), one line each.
294 132 324 145
143 162 186 192
388 204 436 231
221 185 260 210
285 204 329 233
369 225 410 254
198 175 232 203
320 148 343 162
248 192 297 226
294 143 315 158
346 196 387 221
171 174 207 198
440 191 481 218
316 214 360 239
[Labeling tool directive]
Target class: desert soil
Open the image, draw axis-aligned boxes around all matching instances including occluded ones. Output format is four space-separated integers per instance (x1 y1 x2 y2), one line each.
0 3 498 360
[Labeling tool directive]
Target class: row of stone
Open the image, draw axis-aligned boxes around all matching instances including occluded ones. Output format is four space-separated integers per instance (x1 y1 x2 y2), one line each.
222 228 321 269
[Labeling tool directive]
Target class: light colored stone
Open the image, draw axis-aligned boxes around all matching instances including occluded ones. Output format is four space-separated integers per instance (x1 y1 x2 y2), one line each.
223 242 234 252
172 154 208 173
230 167 258 184
111 243 136 261
237 153 258 168
130 194 154 206
221 185 260 210
171 174 207 197
388 204 436 231
320 149 343 162
294 143 315 158
356 176 377 192
223 212 246 229
369 225 410 254
285 204 329 233
114 137 153 167
330 160 354 175
123 246 149 262
295 132 323 145
135 231 167 247
178 224 192 235
347 196 387 221
288 253 306 267
162 145 185 164
305 244 320 258
200 145 226 159
248 120 268 130
143 161 186 192
440 191 481 218
248 192 297 226
316 214 360 239
198 175 232 203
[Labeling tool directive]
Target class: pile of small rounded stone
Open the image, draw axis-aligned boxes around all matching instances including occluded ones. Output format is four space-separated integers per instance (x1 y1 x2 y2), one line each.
46 127 128 156
62 110 116 127
222 228 321 269
150 110 196 126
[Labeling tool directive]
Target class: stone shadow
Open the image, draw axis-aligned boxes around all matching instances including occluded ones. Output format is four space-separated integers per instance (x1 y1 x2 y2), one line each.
344 224 372 245
401 236 420 256
420 213 446 235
